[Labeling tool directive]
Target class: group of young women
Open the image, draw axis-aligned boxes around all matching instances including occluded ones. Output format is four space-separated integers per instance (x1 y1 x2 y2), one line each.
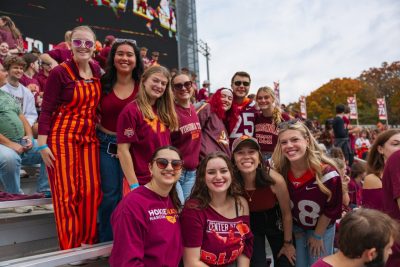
35 25 394 267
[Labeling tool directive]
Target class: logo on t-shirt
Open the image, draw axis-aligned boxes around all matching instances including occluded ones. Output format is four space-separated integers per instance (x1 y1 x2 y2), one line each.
144 117 166 133
124 127 134 137
148 208 178 224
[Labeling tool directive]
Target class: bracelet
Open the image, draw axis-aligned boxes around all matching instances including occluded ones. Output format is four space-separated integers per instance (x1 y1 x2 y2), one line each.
312 232 323 240
129 183 139 190
284 239 293 245
36 144 48 152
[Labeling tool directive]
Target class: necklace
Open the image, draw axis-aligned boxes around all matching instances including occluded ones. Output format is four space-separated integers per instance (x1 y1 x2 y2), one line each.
244 189 256 202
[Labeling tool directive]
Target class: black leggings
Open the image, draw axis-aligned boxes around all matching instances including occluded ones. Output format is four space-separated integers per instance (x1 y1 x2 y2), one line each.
250 205 294 267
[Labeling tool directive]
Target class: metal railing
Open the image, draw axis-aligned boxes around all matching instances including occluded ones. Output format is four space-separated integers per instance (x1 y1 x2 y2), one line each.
0 242 113 267
0 198 52 209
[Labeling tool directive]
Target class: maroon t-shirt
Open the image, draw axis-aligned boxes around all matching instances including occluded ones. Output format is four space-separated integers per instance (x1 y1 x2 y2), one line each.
110 186 182 267
362 188 384 211
181 199 253 267
20 74 41 90
170 103 201 170
254 112 290 153
99 83 138 132
348 179 362 207
38 59 102 135
287 165 343 230
117 101 171 185
197 103 231 160
311 259 333 267
35 71 48 93
382 149 400 221
196 88 209 102
229 99 257 144
46 48 72 64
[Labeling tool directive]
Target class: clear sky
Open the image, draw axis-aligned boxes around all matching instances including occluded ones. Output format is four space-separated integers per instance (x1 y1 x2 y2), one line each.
195 0 400 104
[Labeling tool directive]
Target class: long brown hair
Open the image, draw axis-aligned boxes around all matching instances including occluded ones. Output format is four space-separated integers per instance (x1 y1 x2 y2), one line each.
0 16 22 40
367 129 400 176
272 121 339 200
188 152 243 209
136 66 179 131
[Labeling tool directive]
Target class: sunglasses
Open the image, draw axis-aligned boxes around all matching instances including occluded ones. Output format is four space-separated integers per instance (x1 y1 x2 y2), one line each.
115 38 137 46
234 81 250 87
153 158 184 170
173 81 192 91
278 119 301 130
71 39 95 49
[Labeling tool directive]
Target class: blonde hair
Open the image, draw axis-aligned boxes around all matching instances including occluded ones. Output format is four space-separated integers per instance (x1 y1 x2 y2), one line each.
136 66 179 131
272 121 339 200
256 86 282 125
71 25 96 41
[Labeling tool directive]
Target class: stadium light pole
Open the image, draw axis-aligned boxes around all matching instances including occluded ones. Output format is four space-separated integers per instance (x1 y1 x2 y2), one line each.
198 39 211 92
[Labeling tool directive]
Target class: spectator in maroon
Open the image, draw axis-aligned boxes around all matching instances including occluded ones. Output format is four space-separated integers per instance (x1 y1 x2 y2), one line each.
99 35 115 63
254 86 290 162
181 151 253 266
0 42 9 64
53 30 72 50
0 16 23 54
110 146 183 267
150 51 160 66
382 149 400 267
20 53 42 111
170 72 201 203
196 88 238 160
35 56 53 94
41 30 73 66
196 80 210 102
363 129 400 211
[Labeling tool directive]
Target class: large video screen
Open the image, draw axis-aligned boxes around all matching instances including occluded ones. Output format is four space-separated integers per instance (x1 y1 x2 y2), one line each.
0 0 178 68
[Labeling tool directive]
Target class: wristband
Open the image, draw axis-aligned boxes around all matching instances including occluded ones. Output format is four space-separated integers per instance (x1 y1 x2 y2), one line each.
130 183 139 190
284 239 293 245
312 232 323 240
37 144 48 152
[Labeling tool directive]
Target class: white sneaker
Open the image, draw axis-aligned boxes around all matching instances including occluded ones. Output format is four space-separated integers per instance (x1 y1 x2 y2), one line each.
41 204 54 210
14 206 34 213
68 260 88 266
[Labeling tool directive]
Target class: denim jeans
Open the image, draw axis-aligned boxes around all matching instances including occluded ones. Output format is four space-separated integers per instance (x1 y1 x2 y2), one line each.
0 139 49 194
176 169 196 204
97 130 123 242
293 224 335 267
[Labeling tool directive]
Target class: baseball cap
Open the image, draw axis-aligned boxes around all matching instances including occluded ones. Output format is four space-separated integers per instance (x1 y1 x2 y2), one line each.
231 135 260 153
105 35 115 43
203 80 210 85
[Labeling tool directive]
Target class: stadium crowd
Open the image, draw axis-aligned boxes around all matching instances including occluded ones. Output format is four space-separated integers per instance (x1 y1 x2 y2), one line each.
0 17 399 267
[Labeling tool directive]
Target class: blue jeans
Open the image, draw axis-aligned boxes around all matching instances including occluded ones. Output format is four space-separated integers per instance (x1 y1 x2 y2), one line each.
293 224 335 267
176 169 196 204
97 130 123 242
0 139 49 194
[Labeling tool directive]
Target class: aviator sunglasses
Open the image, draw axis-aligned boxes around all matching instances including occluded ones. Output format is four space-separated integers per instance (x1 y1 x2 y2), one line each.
234 81 250 87
71 39 95 49
173 81 192 91
153 158 184 170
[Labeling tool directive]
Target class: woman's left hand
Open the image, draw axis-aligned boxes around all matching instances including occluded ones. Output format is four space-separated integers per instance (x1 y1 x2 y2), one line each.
278 243 296 266
308 236 325 258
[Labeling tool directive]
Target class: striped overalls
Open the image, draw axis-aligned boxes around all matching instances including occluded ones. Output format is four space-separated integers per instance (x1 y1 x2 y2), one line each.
47 62 102 250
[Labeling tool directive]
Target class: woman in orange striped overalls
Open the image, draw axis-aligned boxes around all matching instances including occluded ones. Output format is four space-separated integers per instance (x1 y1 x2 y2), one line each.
37 26 102 250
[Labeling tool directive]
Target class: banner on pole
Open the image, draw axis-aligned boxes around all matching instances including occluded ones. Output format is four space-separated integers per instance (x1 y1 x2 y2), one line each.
376 98 387 120
273 81 280 105
347 96 358 120
299 96 307 119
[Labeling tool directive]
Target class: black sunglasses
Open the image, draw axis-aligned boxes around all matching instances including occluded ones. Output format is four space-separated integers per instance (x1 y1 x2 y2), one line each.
153 158 184 170
173 81 192 91
115 38 137 46
234 81 250 87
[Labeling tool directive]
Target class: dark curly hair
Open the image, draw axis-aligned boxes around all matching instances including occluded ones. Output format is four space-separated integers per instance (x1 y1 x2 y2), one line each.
100 40 144 94
188 151 243 209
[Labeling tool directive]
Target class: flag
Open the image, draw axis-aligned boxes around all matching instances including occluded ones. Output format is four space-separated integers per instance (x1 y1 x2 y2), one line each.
376 98 387 120
299 96 307 119
347 96 358 120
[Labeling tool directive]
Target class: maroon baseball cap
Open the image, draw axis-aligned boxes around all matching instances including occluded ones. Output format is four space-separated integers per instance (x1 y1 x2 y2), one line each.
105 35 115 43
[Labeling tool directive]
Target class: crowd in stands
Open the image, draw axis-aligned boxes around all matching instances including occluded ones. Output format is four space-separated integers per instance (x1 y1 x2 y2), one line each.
0 17 399 267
